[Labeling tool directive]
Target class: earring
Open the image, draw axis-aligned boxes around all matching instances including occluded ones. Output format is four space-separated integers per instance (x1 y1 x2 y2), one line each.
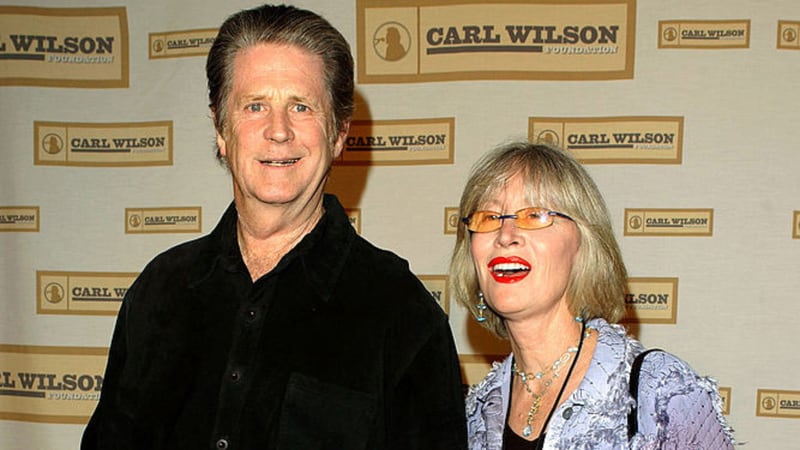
475 292 488 323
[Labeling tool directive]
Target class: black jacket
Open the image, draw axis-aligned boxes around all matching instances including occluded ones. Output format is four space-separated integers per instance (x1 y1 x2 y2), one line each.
82 194 467 450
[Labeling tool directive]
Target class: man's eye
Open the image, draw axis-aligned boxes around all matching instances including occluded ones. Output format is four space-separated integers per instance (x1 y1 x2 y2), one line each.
246 104 264 113
293 104 310 113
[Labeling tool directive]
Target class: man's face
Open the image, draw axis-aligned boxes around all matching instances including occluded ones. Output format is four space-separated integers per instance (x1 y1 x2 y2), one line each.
216 43 346 211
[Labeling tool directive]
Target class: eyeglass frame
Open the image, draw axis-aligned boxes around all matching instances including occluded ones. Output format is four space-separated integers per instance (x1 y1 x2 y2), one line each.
461 207 574 233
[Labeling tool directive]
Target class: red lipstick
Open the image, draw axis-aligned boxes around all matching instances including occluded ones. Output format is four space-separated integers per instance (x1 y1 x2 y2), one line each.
487 256 531 284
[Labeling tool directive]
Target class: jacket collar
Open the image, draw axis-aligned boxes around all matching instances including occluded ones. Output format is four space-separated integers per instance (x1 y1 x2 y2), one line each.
201 193 355 303
466 319 635 448
297 193 355 303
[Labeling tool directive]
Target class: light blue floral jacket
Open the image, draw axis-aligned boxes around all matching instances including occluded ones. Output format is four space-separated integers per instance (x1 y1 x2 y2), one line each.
465 318 736 449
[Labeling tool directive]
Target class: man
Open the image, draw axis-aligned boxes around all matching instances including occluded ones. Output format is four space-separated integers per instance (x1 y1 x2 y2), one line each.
81 4 467 449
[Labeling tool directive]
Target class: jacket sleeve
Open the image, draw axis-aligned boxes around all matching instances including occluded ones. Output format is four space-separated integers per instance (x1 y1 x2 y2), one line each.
80 277 139 450
386 303 468 450
637 351 736 449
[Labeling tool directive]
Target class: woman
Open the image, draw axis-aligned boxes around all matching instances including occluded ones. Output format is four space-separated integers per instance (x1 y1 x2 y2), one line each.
450 142 735 449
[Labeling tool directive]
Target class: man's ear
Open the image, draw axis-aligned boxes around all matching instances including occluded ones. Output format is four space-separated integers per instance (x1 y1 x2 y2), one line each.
215 132 228 158
332 121 350 159
211 108 228 157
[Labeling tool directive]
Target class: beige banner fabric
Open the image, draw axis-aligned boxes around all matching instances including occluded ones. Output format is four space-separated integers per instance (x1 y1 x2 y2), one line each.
1 0 798 448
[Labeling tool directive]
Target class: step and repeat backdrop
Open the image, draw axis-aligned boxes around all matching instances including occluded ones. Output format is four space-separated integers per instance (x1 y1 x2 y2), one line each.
1 0 798 448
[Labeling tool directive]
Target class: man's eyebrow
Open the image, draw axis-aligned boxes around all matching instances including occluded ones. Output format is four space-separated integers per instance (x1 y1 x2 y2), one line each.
234 91 318 105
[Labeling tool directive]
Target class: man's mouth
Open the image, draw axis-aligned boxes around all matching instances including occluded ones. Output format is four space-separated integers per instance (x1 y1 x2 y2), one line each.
488 256 531 283
260 158 299 167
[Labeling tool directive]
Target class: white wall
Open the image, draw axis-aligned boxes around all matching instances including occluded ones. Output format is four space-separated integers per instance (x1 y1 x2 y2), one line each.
1 0 798 448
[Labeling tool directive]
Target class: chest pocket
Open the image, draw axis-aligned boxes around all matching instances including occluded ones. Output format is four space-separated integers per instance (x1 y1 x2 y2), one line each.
277 372 378 450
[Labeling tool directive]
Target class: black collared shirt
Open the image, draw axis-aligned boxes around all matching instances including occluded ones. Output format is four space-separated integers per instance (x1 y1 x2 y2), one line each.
82 194 467 450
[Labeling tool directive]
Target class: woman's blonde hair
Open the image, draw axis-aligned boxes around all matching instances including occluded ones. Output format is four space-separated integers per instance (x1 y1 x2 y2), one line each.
449 142 628 338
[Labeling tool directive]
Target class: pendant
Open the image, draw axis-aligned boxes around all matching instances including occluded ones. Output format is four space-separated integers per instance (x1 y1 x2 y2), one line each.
522 424 532 437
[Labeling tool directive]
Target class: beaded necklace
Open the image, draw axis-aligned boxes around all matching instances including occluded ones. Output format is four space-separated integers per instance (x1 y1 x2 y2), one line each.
511 320 590 438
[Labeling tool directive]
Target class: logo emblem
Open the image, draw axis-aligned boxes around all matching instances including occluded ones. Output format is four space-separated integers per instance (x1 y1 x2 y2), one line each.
448 213 459 228
628 215 643 230
663 27 678 42
373 22 411 61
128 214 142 228
44 282 65 304
42 133 64 155
783 27 797 43
152 39 165 54
535 130 560 147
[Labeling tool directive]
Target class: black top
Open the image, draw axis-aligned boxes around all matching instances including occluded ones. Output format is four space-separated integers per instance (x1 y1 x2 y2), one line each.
503 372 545 450
503 423 544 449
503 322 586 450
81 194 467 450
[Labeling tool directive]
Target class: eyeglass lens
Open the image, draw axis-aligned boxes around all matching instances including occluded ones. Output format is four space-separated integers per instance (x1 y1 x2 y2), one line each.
466 207 556 232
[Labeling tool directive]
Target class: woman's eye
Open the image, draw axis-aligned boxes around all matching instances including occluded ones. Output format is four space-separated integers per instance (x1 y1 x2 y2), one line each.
293 104 310 113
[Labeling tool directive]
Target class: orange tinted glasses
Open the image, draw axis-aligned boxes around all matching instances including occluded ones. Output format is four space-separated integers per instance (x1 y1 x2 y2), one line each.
462 207 573 233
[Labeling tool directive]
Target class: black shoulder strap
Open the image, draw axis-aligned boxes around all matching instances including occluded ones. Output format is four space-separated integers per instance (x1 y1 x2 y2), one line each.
627 348 662 441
